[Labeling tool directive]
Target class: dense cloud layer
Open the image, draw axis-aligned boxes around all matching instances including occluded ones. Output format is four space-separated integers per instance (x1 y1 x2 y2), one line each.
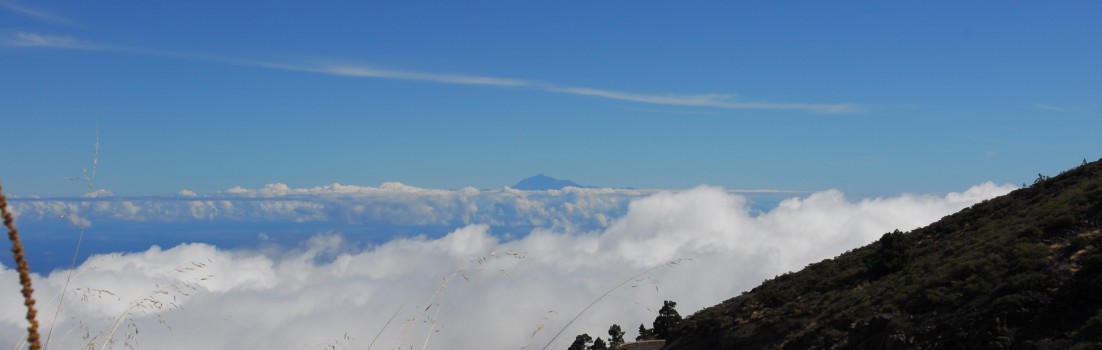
8 183 646 229
0 182 1015 349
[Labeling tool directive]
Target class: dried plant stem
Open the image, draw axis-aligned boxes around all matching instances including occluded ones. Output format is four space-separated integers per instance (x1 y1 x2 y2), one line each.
45 130 98 349
2 183 43 350
421 303 444 350
540 258 690 350
99 301 138 350
43 221 86 349
366 306 403 350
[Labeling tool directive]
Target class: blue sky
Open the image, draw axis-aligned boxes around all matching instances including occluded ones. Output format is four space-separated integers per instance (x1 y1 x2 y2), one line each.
1 1 1099 196
1 3 1097 347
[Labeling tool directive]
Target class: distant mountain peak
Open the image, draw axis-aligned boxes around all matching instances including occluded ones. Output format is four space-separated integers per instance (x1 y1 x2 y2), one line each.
513 174 587 190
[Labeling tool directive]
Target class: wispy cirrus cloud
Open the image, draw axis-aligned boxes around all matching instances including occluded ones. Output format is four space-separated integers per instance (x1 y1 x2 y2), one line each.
274 63 856 113
4 31 92 49
5 31 857 114
552 87 855 113
0 0 74 25
258 62 536 87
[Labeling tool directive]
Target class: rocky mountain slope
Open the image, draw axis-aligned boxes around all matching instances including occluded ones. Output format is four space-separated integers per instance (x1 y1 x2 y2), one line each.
664 159 1102 349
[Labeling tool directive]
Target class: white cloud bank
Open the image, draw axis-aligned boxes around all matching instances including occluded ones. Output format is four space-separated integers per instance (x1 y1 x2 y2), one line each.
9 183 645 229
0 182 1016 349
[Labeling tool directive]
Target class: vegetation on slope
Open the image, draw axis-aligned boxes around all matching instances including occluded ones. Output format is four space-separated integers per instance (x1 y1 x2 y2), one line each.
665 159 1102 350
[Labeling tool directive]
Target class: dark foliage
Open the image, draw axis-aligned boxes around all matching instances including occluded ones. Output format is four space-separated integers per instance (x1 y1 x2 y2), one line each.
589 337 608 350
568 333 593 350
865 229 910 279
653 300 682 340
665 158 1102 350
636 324 655 341
608 324 625 347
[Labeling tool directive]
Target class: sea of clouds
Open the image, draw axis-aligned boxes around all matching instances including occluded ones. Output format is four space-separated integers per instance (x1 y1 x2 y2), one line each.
8 182 647 229
0 182 1016 349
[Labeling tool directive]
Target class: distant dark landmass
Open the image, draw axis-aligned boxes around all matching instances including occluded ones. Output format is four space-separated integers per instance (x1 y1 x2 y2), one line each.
664 158 1102 349
513 174 589 190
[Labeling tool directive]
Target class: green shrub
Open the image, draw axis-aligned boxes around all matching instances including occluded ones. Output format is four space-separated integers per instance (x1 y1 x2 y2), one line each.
865 230 909 279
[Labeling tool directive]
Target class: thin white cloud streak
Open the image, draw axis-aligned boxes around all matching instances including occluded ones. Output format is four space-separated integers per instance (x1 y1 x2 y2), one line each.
4 31 857 114
3 31 261 67
278 63 535 87
552 88 856 114
3 32 93 49
0 182 1016 349
0 1 73 26
286 64 856 113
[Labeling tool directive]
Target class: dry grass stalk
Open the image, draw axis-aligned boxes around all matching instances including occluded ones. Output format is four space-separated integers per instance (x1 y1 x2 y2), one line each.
540 258 691 350
45 131 99 349
384 250 526 350
2 183 43 350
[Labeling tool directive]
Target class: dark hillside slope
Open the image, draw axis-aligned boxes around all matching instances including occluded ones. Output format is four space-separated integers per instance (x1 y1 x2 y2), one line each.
665 159 1102 350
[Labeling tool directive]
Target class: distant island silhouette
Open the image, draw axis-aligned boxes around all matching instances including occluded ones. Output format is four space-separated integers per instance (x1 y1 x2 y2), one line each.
512 174 589 190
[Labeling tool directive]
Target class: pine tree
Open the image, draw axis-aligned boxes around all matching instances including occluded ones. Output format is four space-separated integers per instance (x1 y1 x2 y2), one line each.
588 337 608 350
635 324 654 341
652 300 682 340
568 333 593 350
608 324 625 347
